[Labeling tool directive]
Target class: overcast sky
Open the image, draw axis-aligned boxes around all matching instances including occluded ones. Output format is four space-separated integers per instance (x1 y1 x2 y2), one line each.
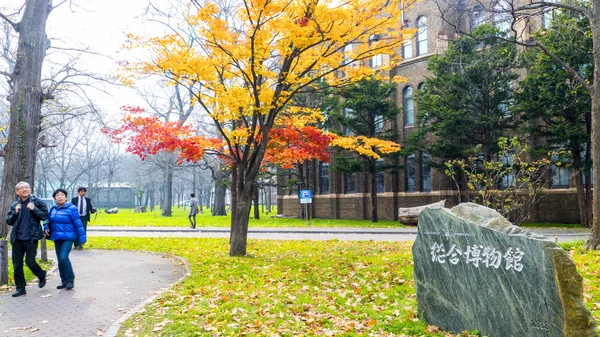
3 0 171 120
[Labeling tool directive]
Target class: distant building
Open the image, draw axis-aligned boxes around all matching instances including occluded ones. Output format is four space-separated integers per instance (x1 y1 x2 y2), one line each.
90 183 136 209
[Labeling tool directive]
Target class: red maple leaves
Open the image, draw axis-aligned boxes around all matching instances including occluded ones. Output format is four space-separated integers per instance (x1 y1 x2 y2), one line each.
106 106 334 168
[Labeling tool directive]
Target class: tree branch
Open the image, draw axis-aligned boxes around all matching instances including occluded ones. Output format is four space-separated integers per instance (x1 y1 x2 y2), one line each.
0 12 19 32
514 1 591 20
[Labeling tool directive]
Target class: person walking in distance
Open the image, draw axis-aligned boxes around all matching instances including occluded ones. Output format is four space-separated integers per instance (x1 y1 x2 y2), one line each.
6 181 49 297
189 193 199 228
72 187 95 250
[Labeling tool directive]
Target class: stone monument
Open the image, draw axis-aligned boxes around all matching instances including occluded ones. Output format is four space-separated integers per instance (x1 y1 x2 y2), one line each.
412 203 597 337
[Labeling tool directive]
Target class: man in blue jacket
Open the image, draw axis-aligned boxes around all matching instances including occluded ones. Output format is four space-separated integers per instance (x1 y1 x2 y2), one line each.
6 181 49 297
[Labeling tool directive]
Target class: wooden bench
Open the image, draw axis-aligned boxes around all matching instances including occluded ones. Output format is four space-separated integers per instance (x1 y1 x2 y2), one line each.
398 200 446 225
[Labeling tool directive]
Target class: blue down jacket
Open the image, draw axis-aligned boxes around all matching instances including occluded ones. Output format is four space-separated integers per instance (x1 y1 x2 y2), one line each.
44 202 87 243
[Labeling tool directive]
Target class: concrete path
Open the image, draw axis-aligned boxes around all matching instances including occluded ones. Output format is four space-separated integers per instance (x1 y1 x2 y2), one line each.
87 226 592 243
0 250 186 337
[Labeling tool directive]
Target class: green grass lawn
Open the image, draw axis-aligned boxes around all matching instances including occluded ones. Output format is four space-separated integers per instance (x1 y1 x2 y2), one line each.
2 257 53 290
92 206 406 228
91 207 587 229
87 237 600 337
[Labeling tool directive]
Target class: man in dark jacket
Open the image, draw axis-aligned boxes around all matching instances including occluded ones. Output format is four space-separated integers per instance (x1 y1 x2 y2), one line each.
71 186 95 250
6 181 49 297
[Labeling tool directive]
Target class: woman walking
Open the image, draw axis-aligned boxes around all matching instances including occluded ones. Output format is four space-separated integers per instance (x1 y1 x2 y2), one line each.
44 188 86 290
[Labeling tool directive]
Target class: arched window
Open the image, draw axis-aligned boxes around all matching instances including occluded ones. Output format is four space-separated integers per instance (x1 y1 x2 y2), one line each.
416 17 428 55
471 5 486 30
421 152 431 191
403 86 414 127
319 162 329 194
402 39 413 59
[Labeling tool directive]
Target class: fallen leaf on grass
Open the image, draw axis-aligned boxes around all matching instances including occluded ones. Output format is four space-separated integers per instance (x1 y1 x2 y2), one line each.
367 318 377 327
425 324 440 333
153 320 173 332
594 302 600 310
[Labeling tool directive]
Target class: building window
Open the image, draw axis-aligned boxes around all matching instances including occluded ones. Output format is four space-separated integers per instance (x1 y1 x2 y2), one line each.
376 158 385 193
343 108 355 136
581 145 594 186
417 83 427 124
552 165 569 187
550 150 569 187
319 162 329 194
402 39 413 59
471 5 486 30
406 154 416 192
343 44 353 65
344 173 356 194
416 17 428 55
403 86 414 127
288 174 297 196
499 152 515 189
375 114 384 132
372 54 383 68
494 0 510 33
376 171 385 193
421 152 431 191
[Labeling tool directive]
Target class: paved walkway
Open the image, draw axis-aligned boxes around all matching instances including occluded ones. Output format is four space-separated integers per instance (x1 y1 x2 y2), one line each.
0 250 186 337
87 226 592 243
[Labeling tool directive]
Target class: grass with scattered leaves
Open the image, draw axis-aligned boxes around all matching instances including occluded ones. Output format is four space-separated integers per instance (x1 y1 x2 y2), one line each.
86 237 600 337
91 207 586 229
2 257 53 291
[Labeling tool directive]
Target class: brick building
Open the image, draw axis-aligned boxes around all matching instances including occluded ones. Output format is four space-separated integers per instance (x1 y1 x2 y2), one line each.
278 0 583 224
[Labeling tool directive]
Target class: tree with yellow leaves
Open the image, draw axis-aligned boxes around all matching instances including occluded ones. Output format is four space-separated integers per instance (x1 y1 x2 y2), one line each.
121 0 413 256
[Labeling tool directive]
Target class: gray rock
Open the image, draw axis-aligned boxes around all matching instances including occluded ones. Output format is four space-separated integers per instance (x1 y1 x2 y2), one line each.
412 203 597 337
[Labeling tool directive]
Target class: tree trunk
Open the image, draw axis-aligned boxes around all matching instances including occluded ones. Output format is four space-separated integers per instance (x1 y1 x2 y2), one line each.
586 10 600 249
253 186 260 219
230 163 253 256
230 163 237 244
212 166 228 216
370 162 378 222
161 162 174 216
230 194 252 256
0 1 52 239
0 240 8 285
575 170 593 227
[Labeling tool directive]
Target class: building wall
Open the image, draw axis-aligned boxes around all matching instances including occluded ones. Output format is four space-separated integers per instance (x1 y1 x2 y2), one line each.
280 189 582 223
277 1 587 225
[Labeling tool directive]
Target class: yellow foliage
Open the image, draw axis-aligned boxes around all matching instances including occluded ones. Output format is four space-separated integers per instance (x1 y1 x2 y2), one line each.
120 0 415 154
331 136 400 159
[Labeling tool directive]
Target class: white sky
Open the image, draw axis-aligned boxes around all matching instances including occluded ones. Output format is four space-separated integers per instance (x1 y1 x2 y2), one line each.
3 0 172 121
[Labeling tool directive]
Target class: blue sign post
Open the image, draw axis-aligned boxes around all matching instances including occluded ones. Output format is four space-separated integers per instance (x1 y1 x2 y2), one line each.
299 190 312 204
299 190 312 225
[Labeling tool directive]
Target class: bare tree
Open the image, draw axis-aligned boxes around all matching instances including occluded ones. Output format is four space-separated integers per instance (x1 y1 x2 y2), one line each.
0 1 54 239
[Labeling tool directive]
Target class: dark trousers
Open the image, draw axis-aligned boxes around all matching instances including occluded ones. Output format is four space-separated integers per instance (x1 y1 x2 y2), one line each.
75 216 88 246
54 240 74 283
188 214 197 227
12 240 45 290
